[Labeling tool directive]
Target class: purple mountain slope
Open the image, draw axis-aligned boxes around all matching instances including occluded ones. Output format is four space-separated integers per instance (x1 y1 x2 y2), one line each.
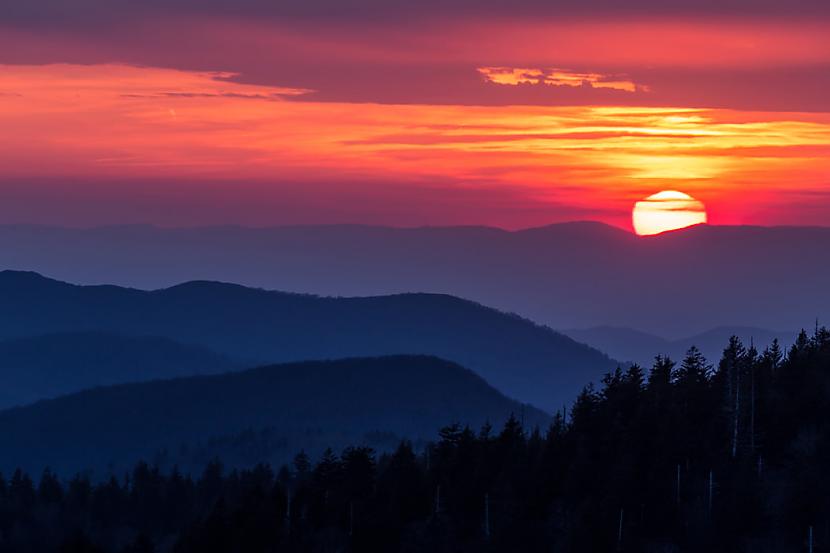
0 222 827 336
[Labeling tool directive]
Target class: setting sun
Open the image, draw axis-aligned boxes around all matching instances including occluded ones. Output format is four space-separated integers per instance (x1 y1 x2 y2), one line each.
632 190 707 236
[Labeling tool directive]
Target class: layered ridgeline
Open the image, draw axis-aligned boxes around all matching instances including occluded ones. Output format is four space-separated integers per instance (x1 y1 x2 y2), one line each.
0 356 549 475
0 223 828 336
563 325 798 367
0 332 240 408
0 271 617 411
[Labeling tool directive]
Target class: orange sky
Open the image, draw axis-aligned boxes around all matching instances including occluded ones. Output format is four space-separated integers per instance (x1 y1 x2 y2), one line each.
1 63 829 229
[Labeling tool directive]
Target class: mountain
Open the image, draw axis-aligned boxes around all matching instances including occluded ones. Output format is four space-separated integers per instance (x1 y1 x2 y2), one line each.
0 355 549 475
564 325 798 367
0 332 240 409
0 271 618 412
562 326 670 366
0 222 827 336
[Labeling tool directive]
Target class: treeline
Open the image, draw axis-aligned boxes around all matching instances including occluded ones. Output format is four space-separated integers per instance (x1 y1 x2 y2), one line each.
3 328 830 552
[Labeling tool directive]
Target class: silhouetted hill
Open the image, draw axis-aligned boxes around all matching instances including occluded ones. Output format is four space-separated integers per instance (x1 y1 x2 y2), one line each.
0 271 618 411
0 355 549 475
0 332 240 408
1 222 827 336
564 325 797 366
562 326 670 365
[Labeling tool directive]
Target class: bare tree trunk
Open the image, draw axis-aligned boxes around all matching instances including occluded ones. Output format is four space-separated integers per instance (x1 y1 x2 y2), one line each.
484 493 490 539
617 508 624 552
708 470 714 517
809 525 814 553
285 489 291 535
732 368 740 458
676 464 681 505
750 361 756 453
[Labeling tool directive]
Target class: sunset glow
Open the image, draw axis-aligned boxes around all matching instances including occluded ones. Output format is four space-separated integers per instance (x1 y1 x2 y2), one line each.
1 5 829 231
1 63 829 229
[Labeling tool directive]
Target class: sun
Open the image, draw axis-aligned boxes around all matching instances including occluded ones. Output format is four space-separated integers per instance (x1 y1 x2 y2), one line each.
632 190 707 236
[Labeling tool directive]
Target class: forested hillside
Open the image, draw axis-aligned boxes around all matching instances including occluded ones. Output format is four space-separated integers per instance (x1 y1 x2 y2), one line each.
0 332 239 408
0 271 618 411
0 356 547 476
2 329 829 552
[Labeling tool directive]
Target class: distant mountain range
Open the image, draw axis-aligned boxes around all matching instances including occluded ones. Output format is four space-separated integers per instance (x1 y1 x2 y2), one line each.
0 356 549 475
0 222 826 336
0 271 618 412
0 332 240 409
562 325 799 368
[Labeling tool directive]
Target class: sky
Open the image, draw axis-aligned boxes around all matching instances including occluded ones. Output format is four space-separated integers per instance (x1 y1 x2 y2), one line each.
2 0 829 230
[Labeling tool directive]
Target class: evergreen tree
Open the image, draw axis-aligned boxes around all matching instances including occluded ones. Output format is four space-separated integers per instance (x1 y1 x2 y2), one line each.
293 450 311 478
4 331 830 553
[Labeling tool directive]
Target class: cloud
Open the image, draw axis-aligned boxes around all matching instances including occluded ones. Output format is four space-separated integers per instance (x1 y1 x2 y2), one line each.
1 63 829 229
4 0 830 28
123 90 313 100
477 67 648 93
3 17 829 111
0 64 311 105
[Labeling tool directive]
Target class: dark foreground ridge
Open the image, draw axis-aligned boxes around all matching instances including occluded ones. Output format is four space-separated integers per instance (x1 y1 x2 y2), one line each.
0 355 548 476
1 329 829 552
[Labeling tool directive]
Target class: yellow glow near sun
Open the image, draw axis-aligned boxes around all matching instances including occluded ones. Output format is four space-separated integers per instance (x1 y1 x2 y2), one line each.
632 190 707 236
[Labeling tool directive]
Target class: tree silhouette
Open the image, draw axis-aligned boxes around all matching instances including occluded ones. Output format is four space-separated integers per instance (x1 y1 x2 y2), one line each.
1 329 830 552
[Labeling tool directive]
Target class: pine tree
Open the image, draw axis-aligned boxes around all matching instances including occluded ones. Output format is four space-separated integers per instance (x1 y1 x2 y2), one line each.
313 448 341 489
293 450 311 477
569 384 600 434
677 346 711 387
789 329 811 361
718 336 747 458
498 413 525 447
38 468 64 504
649 355 675 387
674 346 713 461
765 339 783 371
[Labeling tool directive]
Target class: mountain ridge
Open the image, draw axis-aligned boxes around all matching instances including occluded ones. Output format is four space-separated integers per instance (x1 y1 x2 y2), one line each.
0 331 242 408
0 355 550 475
1 222 828 336
0 271 618 411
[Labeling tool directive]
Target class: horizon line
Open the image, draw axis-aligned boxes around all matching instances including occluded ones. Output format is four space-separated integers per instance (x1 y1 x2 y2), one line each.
1 220 829 234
